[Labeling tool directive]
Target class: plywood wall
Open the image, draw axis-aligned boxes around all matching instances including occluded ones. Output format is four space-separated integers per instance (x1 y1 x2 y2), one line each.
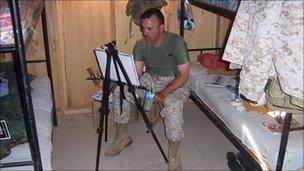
26 18 48 76
44 1 115 113
42 1 230 114
61 1 114 109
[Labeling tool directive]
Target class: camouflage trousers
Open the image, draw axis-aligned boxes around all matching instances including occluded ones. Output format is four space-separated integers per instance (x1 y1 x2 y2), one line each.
113 72 190 141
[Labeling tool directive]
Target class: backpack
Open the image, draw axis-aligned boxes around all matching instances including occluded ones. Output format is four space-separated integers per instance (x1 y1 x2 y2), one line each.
266 77 304 114
126 0 167 26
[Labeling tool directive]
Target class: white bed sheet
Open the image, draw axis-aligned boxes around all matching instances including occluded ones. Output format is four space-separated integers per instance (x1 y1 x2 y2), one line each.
189 64 304 170
1 76 53 170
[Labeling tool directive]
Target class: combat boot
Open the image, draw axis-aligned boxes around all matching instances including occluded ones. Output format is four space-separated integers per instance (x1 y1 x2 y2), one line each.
168 140 182 171
105 123 132 156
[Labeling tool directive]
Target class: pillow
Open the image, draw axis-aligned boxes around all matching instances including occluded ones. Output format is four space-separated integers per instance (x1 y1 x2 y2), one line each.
197 53 228 68
189 63 208 76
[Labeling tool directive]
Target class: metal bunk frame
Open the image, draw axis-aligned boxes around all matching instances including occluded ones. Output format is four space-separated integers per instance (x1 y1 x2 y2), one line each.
0 0 57 170
190 92 304 170
180 0 304 170
180 0 239 55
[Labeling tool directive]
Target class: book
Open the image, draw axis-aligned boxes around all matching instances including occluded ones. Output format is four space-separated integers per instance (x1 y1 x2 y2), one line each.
0 120 11 140
261 117 301 134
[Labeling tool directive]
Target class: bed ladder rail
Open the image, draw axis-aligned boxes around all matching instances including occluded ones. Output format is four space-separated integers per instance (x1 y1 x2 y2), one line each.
0 161 34 168
0 0 43 170
276 113 292 171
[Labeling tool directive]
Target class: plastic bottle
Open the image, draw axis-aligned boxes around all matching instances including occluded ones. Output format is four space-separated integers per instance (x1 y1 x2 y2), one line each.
143 83 155 111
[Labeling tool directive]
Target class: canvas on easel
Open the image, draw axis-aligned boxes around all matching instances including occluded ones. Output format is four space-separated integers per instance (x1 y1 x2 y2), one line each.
94 48 140 87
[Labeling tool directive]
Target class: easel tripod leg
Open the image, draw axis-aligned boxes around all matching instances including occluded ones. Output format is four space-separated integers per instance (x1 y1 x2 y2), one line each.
132 94 169 163
95 108 105 171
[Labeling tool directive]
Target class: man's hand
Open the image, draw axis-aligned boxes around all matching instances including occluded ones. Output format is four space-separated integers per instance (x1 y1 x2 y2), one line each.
153 62 189 104
154 91 166 106
135 60 145 78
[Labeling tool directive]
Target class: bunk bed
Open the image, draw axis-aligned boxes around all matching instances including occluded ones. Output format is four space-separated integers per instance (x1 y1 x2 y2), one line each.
180 0 239 54
180 0 304 170
0 0 56 170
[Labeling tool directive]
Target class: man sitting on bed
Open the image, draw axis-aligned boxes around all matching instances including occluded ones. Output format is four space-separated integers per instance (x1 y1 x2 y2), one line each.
105 8 190 171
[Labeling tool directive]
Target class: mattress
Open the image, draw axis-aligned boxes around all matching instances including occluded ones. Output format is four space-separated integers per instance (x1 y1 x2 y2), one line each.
189 64 304 170
0 0 43 45
0 76 53 170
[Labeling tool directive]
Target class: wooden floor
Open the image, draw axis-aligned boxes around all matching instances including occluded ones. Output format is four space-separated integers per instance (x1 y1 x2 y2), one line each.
52 101 238 170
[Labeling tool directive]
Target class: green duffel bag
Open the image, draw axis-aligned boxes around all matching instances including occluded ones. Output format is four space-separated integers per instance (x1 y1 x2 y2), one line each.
266 76 303 114
0 62 27 159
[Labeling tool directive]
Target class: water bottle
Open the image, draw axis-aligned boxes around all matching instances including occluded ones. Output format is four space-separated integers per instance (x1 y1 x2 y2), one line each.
143 87 155 111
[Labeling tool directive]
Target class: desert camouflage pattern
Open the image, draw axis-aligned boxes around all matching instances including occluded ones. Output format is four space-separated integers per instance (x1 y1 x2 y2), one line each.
113 72 190 141
222 1 303 101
